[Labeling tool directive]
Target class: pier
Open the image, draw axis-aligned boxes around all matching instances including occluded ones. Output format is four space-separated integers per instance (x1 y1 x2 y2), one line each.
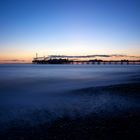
32 55 140 65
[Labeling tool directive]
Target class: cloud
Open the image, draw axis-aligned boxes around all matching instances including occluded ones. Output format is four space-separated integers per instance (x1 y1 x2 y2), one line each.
111 54 127 57
48 54 140 58
49 55 111 58
111 54 140 58
0 59 25 62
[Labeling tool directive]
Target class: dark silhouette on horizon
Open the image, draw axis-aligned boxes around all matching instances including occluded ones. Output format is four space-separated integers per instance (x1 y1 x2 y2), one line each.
32 57 140 65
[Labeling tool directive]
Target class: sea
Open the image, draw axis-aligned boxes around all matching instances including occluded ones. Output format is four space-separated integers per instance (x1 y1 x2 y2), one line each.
0 64 140 130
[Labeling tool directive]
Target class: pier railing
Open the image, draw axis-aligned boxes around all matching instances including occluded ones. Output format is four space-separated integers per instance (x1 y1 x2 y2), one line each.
32 59 140 65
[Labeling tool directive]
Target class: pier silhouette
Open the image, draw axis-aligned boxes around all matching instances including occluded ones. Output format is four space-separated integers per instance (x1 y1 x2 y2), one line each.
32 55 140 65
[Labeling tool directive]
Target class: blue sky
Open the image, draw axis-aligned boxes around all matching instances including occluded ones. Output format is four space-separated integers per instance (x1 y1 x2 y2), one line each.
0 0 140 62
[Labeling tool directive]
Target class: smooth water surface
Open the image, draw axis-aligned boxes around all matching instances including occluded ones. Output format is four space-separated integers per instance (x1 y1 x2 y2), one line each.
0 64 140 128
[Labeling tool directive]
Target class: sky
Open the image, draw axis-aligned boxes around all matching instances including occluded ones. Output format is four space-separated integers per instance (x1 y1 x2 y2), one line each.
0 0 140 63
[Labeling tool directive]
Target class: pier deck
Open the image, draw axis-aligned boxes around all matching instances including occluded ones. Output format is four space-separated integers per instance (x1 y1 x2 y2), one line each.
32 59 140 65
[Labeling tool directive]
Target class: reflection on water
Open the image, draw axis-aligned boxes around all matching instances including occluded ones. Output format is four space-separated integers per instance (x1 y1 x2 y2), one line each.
0 64 140 128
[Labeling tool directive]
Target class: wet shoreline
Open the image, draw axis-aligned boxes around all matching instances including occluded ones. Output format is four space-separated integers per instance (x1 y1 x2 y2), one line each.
0 82 140 140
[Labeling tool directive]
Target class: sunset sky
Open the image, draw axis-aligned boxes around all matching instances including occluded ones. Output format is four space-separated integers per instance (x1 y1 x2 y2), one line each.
0 0 140 63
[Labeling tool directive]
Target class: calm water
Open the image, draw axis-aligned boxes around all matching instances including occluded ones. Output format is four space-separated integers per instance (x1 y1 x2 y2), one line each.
1 64 140 92
0 64 140 128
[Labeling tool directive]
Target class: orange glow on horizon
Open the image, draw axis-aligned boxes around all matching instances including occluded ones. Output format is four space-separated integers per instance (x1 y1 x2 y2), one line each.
0 41 140 63
0 55 140 64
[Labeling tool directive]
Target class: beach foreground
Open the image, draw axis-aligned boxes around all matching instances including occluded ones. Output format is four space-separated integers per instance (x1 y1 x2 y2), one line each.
0 82 140 140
